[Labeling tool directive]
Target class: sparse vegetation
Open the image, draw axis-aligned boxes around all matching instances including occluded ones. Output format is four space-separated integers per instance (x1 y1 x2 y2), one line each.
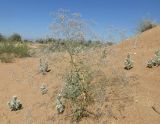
1 5 160 124
0 33 6 42
138 19 157 33
8 96 22 111
9 33 22 42
0 42 30 63
124 54 133 70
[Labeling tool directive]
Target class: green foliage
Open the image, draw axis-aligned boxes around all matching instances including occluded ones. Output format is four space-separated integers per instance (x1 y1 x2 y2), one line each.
8 96 22 111
58 65 93 121
147 59 155 68
72 106 89 122
0 33 6 42
138 19 157 33
0 42 30 62
124 54 133 70
0 54 14 63
147 50 160 68
9 33 22 42
40 84 48 95
55 42 94 121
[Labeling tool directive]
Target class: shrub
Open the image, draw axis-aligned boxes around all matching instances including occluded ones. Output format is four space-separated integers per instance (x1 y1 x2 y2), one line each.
147 50 160 68
0 53 14 63
147 59 155 68
124 54 133 70
138 19 157 33
0 42 30 62
0 33 6 42
8 96 22 111
55 40 96 122
9 33 22 42
56 63 93 121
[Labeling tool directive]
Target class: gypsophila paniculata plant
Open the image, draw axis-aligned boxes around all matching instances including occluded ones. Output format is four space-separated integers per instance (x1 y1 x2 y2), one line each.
8 96 22 111
55 40 94 121
124 54 133 70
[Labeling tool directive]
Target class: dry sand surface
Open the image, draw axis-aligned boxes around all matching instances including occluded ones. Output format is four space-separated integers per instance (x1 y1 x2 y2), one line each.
0 26 160 124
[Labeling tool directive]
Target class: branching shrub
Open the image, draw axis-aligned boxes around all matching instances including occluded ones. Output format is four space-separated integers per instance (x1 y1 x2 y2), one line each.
9 33 22 42
124 54 133 70
8 96 22 111
54 39 97 121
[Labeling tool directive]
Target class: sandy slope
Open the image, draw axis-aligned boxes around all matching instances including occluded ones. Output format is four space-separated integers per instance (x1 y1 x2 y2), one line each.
0 26 160 124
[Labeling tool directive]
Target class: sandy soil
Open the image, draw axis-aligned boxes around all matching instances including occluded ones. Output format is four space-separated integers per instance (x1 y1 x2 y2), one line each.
0 26 160 124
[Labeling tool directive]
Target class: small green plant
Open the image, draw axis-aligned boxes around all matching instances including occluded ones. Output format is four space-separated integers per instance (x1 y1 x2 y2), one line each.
39 59 49 75
147 50 160 68
124 54 133 70
40 84 48 95
8 96 22 111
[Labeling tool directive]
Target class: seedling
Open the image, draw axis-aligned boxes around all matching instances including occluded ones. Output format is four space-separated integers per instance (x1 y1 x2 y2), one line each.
40 84 48 95
124 54 133 70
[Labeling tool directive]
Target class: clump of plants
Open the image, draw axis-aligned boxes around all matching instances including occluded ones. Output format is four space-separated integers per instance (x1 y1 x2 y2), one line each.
39 59 50 75
147 50 160 68
8 96 22 111
138 19 157 33
124 54 133 70
40 84 48 95
0 42 30 63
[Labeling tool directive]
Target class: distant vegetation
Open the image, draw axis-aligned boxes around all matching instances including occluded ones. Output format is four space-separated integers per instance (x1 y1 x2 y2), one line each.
9 33 22 42
138 19 158 33
0 33 30 63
